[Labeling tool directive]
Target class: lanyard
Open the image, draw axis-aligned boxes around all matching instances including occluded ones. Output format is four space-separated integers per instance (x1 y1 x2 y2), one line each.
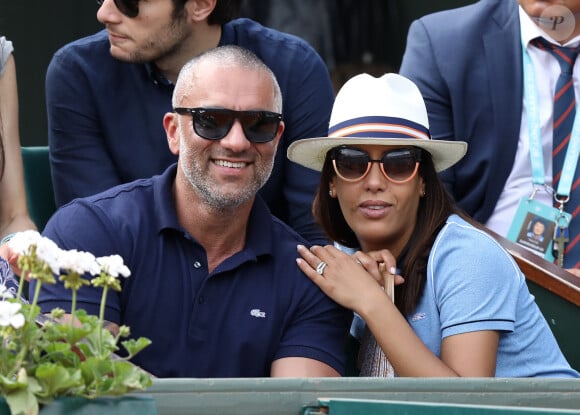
521 42 580 199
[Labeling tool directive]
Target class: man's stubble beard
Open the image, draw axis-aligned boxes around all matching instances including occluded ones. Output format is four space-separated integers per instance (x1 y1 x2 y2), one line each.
180 143 275 214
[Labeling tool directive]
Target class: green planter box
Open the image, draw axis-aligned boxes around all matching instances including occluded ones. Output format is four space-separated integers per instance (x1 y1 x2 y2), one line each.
143 378 580 415
0 396 157 415
304 398 580 415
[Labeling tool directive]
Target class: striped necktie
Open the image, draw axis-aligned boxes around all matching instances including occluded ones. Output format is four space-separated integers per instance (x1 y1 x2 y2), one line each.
531 38 580 268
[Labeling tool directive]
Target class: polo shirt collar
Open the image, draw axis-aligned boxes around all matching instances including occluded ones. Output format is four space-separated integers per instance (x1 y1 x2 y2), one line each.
244 196 275 258
152 163 273 258
153 163 181 233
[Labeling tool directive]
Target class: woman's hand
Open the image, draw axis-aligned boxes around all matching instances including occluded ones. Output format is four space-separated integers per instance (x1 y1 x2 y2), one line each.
296 244 403 312
355 249 405 291
0 242 23 278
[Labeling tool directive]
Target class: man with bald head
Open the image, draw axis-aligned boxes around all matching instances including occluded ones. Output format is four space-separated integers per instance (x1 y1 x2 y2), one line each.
34 45 350 378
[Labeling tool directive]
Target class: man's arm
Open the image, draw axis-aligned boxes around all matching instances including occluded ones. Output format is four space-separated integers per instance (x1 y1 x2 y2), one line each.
46 48 123 207
270 357 340 377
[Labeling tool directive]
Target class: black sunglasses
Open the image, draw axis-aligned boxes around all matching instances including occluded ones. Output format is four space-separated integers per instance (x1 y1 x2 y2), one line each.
96 0 139 18
331 146 422 183
174 107 282 143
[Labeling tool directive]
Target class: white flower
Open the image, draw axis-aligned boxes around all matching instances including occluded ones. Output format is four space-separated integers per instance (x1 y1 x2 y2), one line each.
0 301 25 329
96 255 131 278
35 238 63 275
8 230 43 255
58 249 100 276
9 231 63 274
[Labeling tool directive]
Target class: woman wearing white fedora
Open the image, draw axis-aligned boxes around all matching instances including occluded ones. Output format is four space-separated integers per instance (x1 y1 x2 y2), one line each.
288 73 579 377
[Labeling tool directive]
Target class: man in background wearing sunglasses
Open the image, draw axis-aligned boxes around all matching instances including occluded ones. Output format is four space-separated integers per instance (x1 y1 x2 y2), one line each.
35 45 351 378
45 0 334 245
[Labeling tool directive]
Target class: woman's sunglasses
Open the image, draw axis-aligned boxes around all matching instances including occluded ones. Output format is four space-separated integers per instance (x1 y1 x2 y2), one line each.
96 0 139 18
174 107 283 143
331 146 422 183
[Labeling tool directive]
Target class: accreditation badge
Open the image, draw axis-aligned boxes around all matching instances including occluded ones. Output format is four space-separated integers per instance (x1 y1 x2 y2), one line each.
506 198 570 261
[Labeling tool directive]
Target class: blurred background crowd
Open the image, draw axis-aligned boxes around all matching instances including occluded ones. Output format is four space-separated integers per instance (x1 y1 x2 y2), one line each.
0 0 471 147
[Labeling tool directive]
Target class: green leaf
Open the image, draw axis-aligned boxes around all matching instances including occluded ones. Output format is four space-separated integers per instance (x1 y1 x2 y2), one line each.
34 363 82 397
49 323 94 345
81 326 118 358
4 386 39 415
104 361 152 395
121 337 152 356
0 372 27 392
79 357 114 388
41 342 81 367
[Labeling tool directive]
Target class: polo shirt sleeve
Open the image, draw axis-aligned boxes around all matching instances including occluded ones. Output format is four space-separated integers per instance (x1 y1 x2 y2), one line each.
33 199 125 323
429 219 521 338
274 274 351 375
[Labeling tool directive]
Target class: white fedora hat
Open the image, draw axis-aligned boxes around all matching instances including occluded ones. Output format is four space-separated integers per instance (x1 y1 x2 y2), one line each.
287 73 467 172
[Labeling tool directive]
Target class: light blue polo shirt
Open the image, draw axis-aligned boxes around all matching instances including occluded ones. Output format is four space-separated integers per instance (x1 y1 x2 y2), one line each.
415 215 578 377
351 215 579 378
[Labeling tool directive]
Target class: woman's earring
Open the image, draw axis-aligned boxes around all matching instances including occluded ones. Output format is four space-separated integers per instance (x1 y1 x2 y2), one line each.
421 190 426 197
329 189 335 197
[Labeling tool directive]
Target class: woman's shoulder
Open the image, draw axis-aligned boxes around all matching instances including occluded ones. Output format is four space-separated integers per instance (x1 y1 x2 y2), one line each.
432 214 521 270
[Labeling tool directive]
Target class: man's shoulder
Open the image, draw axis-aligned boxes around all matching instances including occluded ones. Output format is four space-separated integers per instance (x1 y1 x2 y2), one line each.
226 18 311 44
269 215 309 246
54 30 110 57
433 214 517 267
416 0 516 31
223 18 321 63
62 176 157 214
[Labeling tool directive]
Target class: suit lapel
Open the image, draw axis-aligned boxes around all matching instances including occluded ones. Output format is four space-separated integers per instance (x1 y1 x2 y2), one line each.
482 0 523 210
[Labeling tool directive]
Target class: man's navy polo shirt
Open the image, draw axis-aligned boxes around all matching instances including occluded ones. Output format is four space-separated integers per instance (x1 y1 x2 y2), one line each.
46 18 334 244
35 164 350 378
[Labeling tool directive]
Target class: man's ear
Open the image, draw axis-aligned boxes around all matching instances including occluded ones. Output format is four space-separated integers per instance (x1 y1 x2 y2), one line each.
164 112 180 155
185 0 216 23
270 120 285 148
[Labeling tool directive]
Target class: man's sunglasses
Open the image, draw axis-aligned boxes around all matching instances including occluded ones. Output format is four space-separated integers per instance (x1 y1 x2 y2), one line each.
174 107 282 143
331 146 422 183
96 0 139 18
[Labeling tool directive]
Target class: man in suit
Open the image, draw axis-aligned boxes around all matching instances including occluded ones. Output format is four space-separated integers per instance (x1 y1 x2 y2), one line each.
399 0 580 275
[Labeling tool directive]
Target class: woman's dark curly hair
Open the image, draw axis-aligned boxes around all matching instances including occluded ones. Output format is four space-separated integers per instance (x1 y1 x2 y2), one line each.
312 146 470 315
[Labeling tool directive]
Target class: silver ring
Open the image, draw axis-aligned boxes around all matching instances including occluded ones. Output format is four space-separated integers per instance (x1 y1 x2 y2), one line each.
355 259 362 265
316 261 328 275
